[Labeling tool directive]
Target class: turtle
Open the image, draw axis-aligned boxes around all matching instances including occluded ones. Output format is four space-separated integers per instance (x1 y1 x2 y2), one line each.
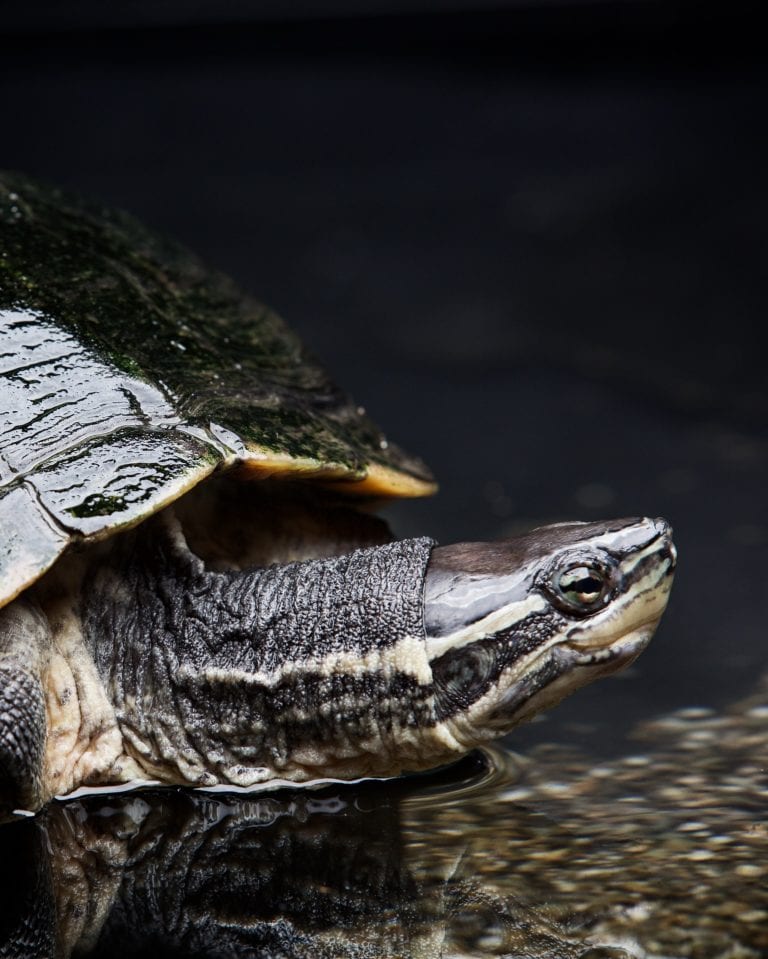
0 171 677 816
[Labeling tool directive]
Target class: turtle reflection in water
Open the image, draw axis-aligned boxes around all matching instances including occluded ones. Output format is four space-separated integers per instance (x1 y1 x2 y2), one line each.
1 678 767 959
0 171 674 815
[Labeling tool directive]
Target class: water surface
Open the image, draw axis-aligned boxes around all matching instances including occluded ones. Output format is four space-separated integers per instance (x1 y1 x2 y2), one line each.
3 675 765 958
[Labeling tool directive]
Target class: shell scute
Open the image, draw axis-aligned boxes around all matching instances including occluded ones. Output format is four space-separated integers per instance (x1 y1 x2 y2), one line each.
0 172 434 606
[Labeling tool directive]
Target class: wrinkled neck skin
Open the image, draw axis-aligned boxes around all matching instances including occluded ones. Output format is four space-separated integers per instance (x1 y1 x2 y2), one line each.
77 514 444 790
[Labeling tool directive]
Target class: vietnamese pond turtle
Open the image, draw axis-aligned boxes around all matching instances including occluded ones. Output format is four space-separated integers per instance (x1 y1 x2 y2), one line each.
0 171 676 815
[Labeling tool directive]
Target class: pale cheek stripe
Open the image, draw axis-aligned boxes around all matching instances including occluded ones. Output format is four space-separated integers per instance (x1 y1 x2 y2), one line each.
425 593 550 659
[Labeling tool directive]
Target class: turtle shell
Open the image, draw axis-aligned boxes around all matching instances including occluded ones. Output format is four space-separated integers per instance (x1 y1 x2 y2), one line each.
0 172 435 607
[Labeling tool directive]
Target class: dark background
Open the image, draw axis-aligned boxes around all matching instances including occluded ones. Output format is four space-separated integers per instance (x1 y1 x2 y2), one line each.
2 1 765 752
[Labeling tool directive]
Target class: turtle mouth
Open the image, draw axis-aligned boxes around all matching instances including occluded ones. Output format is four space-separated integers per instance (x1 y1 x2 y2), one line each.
486 628 650 732
562 606 668 657
562 624 655 670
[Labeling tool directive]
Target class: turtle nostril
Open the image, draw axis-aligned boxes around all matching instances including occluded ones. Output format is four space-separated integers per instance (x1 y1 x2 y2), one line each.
653 517 671 537
667 540 678 569
650 518 676 569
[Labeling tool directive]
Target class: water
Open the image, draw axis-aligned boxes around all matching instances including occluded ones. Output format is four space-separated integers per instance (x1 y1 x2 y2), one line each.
1 11 766 957
3 676 766 958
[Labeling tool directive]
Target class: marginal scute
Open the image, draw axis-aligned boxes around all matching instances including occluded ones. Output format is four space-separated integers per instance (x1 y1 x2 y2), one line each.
27 428 219 538
237 448 362 483
236 448 438 497
0 485 68 609
324 462 438 498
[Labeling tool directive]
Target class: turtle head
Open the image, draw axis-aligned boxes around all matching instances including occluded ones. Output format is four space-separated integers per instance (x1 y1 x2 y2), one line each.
424 517 676 746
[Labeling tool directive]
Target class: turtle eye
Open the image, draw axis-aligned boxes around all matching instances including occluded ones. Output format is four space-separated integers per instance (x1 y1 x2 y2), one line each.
553 565 609 613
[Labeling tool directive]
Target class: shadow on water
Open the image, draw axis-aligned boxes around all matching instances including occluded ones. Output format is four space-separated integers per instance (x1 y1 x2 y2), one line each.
2 677 766 959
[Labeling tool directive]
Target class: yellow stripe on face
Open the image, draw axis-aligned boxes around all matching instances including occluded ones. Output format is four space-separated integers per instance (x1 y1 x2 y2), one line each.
424 594 550 660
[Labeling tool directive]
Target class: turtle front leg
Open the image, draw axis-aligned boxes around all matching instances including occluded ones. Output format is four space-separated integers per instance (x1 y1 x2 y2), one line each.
0 599 50 815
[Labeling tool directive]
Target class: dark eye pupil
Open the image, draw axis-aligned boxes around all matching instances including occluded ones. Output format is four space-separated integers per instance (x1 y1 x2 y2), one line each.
571 576 601 594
